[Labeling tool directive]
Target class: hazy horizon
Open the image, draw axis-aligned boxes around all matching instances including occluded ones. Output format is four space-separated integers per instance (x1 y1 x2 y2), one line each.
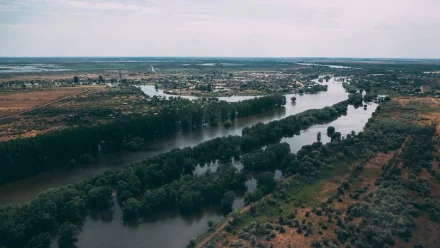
1 0 440 58
0 56 439 60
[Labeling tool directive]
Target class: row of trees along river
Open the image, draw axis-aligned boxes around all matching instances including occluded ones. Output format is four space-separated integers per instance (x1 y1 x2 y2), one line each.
0 77 349 205
0 94 285 185
0 78 382 248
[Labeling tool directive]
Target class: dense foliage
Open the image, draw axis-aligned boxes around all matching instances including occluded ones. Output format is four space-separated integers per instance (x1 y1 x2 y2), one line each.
0 95 285 184
0 99 352 248
335 130 438 248
225 101 438 248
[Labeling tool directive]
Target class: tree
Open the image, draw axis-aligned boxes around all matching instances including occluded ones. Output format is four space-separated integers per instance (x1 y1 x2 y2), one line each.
291 96 297 102
122 198 141 221
348 93 363 106
317 132 322 141
257 172 276 194
58 222 79 248
28 233 51 248
179 191 202 214
207 83 212 92
230 109 236 121
331 132 341 142
73 76 79 83
221 191 235 213
124 137 145 151
98 75 104 83
88 186 113 211
327 126 335 136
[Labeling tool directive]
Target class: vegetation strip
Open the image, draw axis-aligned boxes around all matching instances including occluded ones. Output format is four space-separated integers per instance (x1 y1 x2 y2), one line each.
0 97 357 248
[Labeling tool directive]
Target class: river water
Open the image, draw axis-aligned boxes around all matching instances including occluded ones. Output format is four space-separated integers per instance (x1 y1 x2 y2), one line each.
0 77 349 205
0 77 378 248
73 102 377 248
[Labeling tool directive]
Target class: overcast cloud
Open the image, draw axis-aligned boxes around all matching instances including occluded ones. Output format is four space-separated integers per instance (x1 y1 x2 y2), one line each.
1 0 439 58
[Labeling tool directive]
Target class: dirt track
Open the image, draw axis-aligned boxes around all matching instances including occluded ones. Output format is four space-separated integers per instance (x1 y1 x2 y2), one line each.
196 206 250 248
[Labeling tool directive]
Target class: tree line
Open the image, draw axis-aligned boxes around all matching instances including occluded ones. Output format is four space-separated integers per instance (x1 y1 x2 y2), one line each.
0 99 353 248
223 101 438 248
0 95 285 185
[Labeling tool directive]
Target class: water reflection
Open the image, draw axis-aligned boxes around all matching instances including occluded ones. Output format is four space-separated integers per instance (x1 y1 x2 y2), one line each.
0 77 347 206
0 78 378 248
74 104 378 248
282 102 378 153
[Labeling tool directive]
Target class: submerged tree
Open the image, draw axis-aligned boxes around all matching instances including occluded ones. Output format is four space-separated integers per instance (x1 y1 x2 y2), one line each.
58 222 79 248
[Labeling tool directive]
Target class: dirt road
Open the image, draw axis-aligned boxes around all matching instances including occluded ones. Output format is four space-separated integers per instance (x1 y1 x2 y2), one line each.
196 206 250 248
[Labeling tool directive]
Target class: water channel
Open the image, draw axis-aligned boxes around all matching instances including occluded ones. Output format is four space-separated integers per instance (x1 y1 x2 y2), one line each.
74 101 377 248
0 77 349 205
0 78 377 248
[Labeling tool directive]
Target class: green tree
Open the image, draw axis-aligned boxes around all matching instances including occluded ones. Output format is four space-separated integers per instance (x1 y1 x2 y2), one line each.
73 76 79 83
230 109 236 120
58 222 79 248
257 171 276 194
327 126 335 136
98 75 104 83
28 233 51 248
88 186 113 211
122 198 141 221
221 191 235 213
331 132 341 142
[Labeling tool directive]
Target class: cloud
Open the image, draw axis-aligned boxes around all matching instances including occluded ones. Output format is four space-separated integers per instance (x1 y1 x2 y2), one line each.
0 0 440 57
0 0 161 14
64 0 160 13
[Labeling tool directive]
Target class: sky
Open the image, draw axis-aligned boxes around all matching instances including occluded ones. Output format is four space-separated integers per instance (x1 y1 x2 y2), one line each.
1 0 440 58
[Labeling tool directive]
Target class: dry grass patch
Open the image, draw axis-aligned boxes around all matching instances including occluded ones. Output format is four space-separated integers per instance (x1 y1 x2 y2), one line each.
0 88 85 117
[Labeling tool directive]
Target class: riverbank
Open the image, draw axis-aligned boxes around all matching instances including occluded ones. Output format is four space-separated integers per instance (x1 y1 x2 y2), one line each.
0 78 348 205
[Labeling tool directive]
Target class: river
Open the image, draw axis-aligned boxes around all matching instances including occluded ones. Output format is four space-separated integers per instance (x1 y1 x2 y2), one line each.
73 102 377 248
0 77 349 205
0 77 378 247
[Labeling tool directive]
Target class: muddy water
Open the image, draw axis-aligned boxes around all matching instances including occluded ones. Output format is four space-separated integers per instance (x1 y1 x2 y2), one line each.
0 78 347 206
